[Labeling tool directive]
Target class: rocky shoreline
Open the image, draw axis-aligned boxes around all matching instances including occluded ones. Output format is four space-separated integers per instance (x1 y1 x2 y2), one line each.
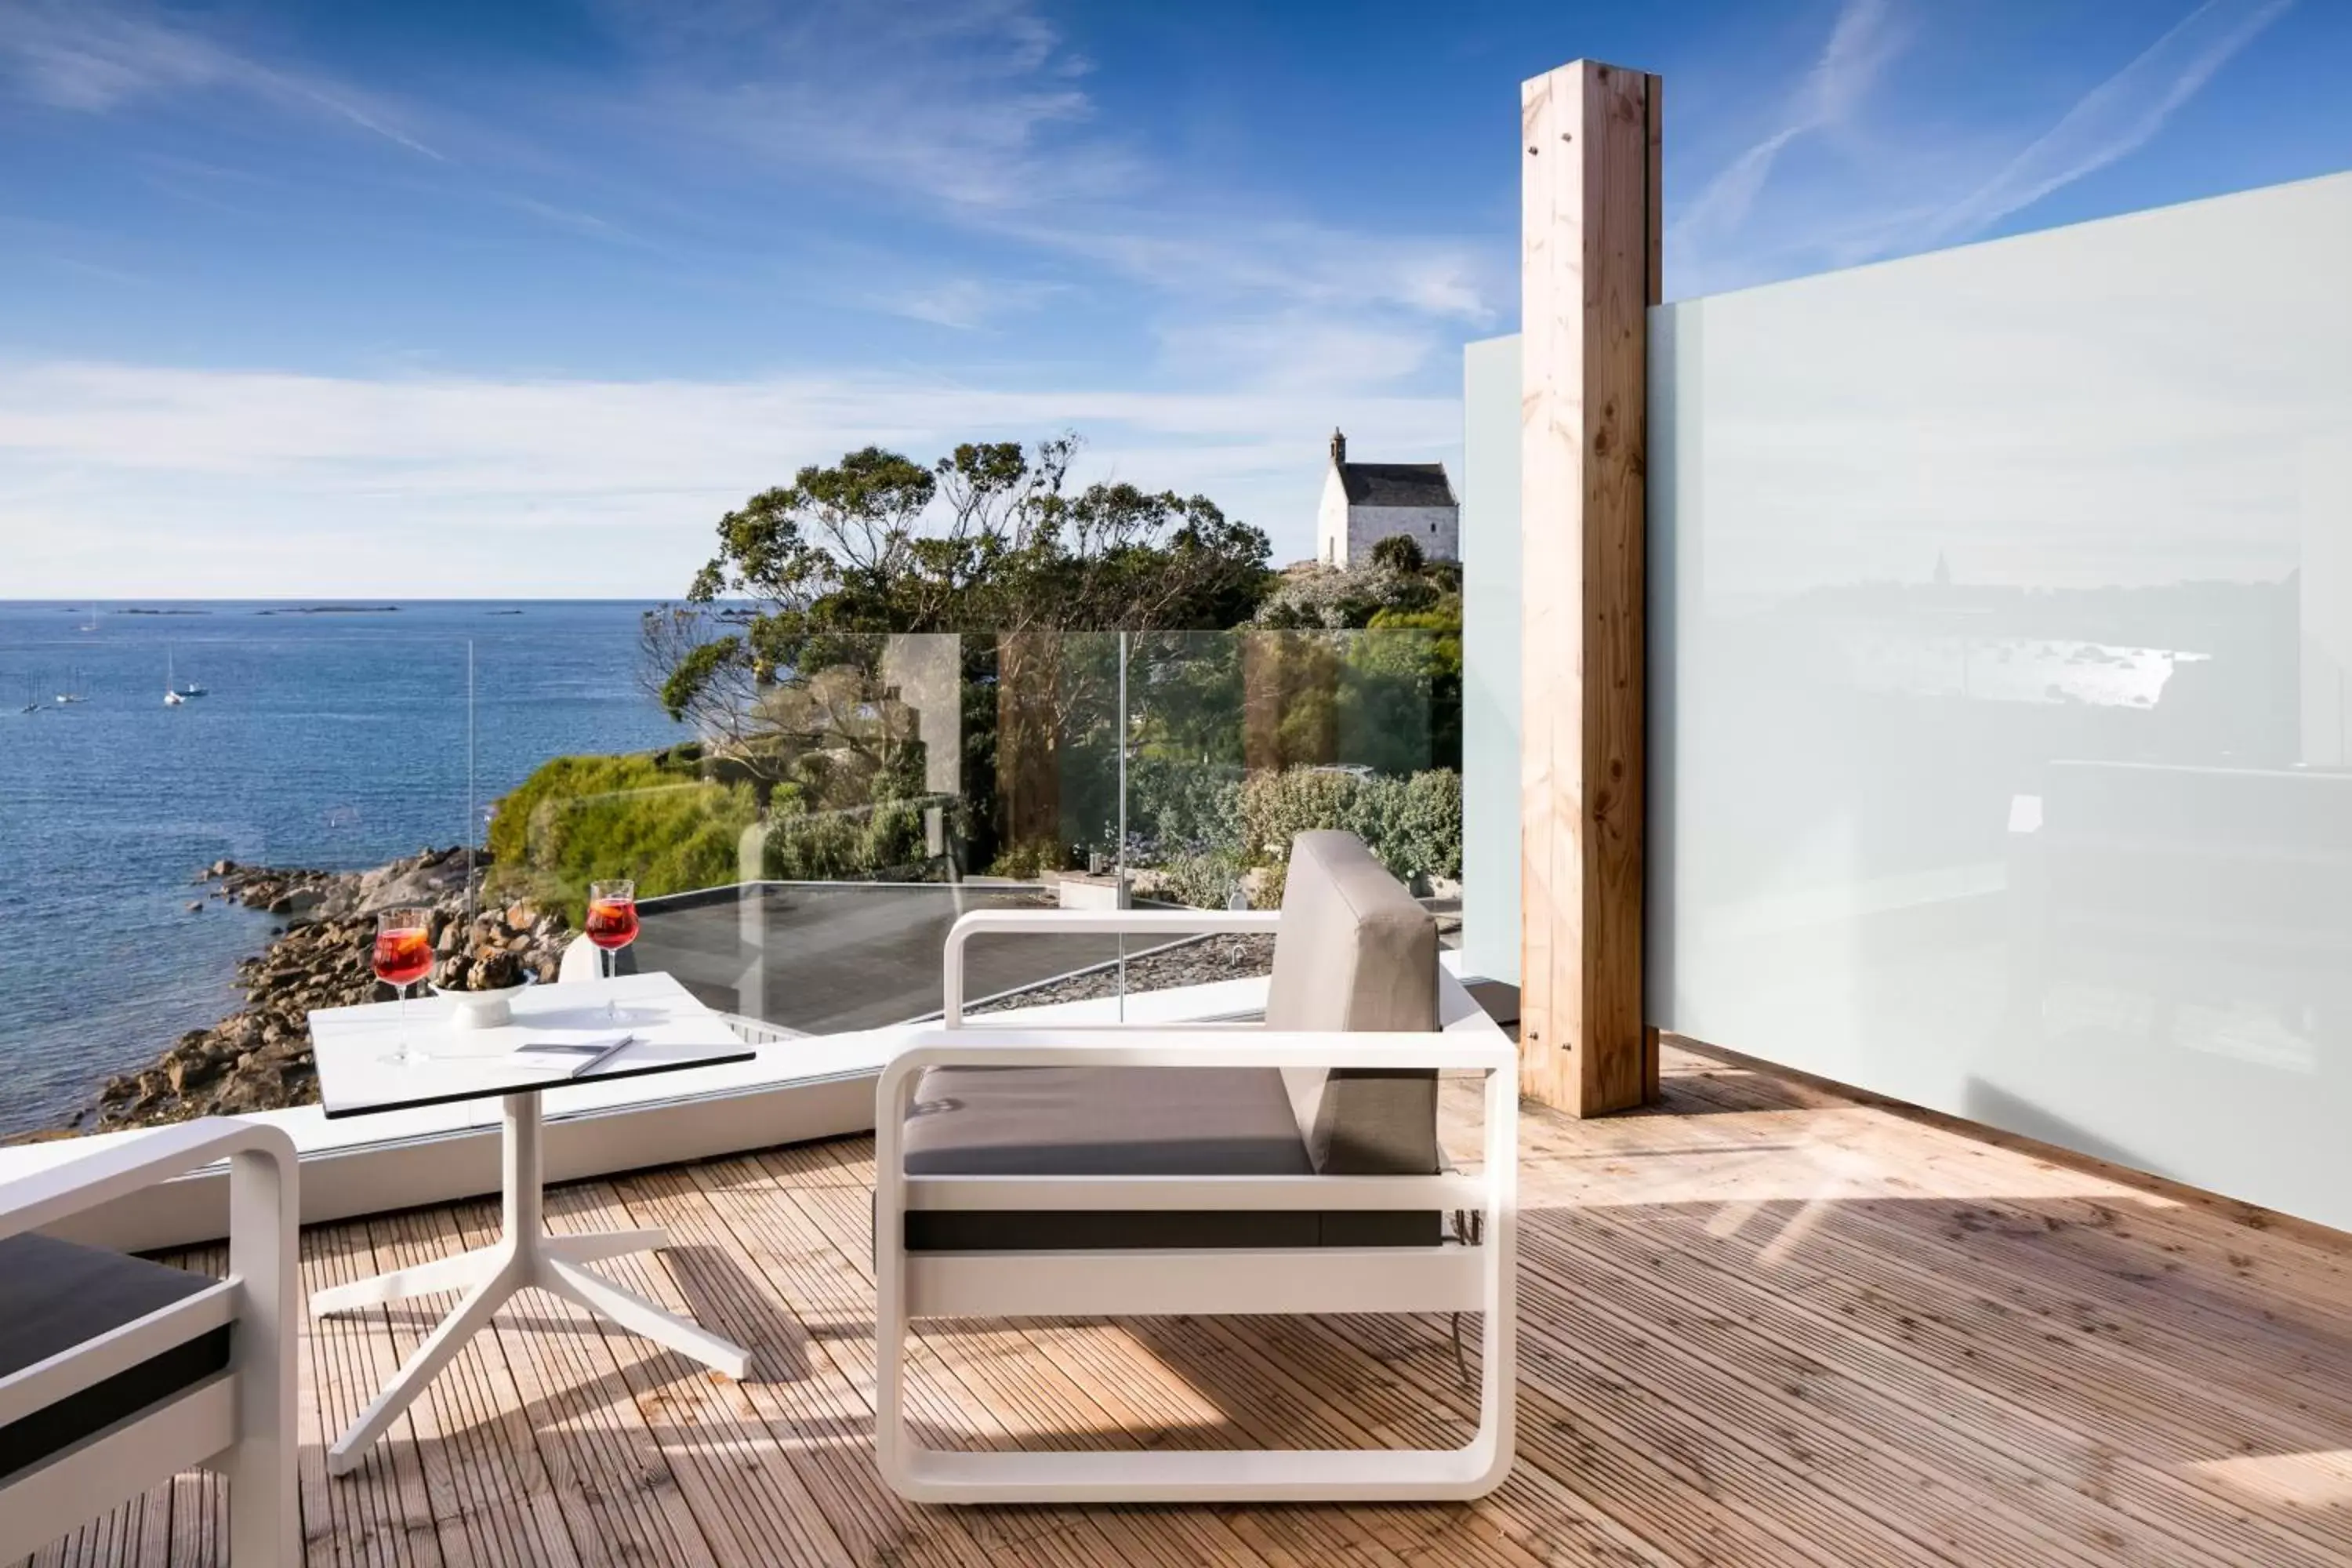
64 848 574 1135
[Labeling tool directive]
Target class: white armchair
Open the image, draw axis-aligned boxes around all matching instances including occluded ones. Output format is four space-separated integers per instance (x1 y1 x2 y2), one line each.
0 1119 298 1565
876 831 1517 1504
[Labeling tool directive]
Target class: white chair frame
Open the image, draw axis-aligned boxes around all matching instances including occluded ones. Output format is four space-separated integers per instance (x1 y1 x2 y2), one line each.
876 908 1517 1504
0 1118 299 1565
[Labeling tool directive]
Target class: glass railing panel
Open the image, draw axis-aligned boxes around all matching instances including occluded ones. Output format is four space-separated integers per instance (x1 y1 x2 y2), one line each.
497 621 1142 1031
1116 627 1466 1004
0 604 485 1141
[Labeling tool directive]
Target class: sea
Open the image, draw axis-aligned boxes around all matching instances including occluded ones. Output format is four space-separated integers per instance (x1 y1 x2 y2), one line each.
0 601 684 1138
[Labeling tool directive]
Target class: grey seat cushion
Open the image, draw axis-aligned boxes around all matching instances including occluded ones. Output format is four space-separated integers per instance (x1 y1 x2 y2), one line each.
0 1232 231 1479
1265 830 1443 1176
898 1065 1434 1250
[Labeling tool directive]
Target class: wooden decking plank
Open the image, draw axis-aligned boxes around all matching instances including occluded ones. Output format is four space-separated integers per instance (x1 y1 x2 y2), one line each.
1518 1185 2352 1568
670 1151 1029 1568
372 1203 581 1568
307 1205 443 1567
442 1191 713 1568
761 1153 1196 1568
1486 1068 2352 1561
1509 1215 2242 1568
553 1168 855 1568
1658 1073 2352 1393
1665 1044 2352 1303
1560 1076 2352 1473
798 1138 1411 1568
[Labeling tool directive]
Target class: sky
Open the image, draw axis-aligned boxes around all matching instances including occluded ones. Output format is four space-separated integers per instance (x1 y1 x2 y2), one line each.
0 0 2347 597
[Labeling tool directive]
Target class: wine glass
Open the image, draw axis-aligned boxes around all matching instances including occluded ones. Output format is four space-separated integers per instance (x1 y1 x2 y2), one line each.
584 879 640 1020
373 907 435 1064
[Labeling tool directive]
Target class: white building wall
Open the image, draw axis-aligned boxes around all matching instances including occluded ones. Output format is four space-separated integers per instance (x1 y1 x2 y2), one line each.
1315 468 1351 565
1347 502 1458 564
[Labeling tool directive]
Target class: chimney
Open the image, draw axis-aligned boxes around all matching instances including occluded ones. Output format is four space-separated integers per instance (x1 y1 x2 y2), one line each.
1330 427 1347 466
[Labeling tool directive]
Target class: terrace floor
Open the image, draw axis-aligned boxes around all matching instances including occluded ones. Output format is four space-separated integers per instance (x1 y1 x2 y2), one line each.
24 1040 2352 1568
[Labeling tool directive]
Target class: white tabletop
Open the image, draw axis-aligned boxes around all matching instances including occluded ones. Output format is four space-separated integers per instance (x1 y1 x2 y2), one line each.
308 971 755 1120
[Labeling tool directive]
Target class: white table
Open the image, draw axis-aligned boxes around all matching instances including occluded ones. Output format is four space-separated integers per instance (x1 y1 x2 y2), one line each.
307 971 757 1475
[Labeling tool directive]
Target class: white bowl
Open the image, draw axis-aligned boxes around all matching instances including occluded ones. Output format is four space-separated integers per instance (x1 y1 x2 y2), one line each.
430 975 536 1030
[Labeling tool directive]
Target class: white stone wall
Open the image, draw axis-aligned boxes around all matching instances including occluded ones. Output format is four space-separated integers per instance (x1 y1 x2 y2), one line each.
1346 502 1458 564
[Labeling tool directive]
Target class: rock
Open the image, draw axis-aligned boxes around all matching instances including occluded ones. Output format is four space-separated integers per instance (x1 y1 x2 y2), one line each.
68 844 565 1133
186 900 204 913
474 950 524 990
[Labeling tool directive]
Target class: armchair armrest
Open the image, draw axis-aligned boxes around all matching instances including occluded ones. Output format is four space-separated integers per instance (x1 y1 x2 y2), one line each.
887 1024 1510 1085
943 907 1283 1025
0 1118 296 1242
0 1118 299 1566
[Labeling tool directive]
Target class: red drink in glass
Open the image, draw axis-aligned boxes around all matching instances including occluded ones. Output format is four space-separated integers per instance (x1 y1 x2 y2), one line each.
584 898 640 950
372 927 433 988
586 879 639 1018
375 907 435 1065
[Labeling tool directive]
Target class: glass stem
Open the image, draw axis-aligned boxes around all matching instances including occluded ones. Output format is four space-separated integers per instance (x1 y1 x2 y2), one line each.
397 984 409 1061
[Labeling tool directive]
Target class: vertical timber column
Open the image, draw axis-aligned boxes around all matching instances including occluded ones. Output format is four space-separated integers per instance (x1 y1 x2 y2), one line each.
1519 60 1661 1116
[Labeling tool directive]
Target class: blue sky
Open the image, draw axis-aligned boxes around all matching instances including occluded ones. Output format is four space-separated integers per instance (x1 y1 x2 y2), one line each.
2 0 2347 596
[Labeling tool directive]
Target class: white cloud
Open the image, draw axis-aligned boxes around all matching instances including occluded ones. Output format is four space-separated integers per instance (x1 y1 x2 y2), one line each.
880 277 1067 332
1923 0 2294 241
1671 0 1907 267
597 0 1497 328
0 0 443 159
0 359 1461 596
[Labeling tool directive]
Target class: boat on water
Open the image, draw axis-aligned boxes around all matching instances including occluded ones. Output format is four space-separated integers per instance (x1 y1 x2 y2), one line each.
165 653 185 706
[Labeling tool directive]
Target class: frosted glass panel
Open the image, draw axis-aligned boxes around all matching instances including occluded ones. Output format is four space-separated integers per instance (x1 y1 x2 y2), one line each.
1651 171 2352 1229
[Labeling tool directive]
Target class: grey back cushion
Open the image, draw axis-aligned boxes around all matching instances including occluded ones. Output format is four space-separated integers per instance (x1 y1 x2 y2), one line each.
1264 830 1441 1175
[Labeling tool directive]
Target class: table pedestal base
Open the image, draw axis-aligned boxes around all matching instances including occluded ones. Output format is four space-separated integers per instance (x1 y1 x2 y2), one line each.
317 1091 751 1476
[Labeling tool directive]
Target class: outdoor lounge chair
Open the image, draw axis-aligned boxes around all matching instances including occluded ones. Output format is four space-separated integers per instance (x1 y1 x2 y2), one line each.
0 1118 298 1565
873 829 1517 1504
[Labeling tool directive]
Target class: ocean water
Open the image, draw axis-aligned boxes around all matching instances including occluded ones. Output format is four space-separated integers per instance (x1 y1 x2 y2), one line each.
0 601 684 1136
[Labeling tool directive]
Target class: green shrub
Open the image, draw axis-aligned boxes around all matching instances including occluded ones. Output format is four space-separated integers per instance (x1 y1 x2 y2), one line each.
763 794 966 881
486 752 760 920
1236 765 1462 893
988 837 1060 880
1122 756 1243 862
1150 848 1250 910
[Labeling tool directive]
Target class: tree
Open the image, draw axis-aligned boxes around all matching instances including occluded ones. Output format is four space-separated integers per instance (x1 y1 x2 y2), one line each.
1368 533 1425 573
643 434 1276 871
651 436 1272 726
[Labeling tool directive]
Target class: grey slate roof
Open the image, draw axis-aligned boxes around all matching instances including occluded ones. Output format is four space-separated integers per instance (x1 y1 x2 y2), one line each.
1337 462 1456 509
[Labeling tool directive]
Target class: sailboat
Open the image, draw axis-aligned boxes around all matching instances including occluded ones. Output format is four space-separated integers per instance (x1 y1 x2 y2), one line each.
77 607 100 633
164 653 185 707
18 677 39 715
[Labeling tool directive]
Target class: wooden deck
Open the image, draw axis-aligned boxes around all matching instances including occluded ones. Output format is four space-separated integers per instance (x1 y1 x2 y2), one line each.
23 1040 2352 1567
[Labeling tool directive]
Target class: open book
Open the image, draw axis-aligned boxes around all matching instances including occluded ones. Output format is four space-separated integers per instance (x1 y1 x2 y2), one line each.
509 1033 637 1080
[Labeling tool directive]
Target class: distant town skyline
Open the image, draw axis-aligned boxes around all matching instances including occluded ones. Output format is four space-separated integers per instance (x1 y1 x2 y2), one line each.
2 0 2345 596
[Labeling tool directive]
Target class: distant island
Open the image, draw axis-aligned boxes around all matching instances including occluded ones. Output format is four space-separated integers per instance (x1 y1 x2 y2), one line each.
254 605 401 615
121 608 212 616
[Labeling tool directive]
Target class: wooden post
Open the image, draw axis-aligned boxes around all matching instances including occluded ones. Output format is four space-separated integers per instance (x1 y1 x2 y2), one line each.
1519 60 1661 1116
